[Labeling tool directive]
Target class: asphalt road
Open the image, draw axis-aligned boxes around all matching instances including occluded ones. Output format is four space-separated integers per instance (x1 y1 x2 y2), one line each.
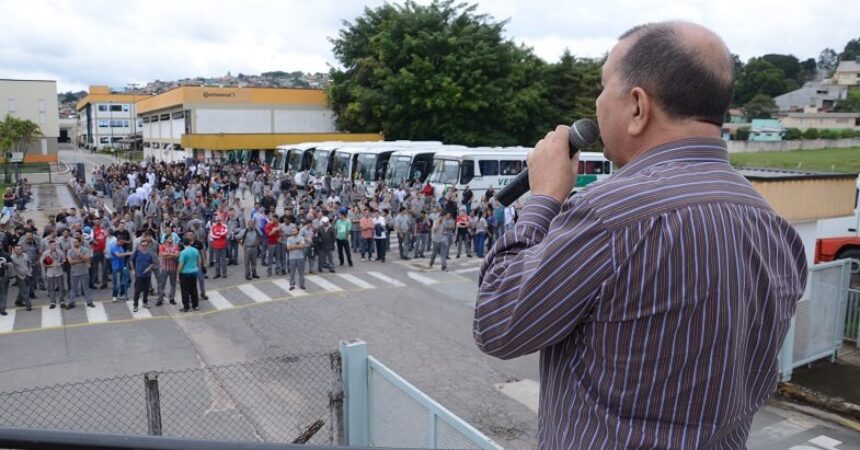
0 148 855 449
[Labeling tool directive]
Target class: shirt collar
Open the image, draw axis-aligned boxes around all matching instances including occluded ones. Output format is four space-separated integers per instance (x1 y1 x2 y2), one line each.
611 137 729 178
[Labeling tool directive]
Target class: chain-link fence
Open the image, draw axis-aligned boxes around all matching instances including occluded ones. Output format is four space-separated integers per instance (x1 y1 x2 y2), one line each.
0 353 341 445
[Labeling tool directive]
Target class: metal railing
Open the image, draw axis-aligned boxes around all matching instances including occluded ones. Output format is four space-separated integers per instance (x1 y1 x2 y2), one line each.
340 340 501 450
779 259 852 381
847 289 860 346
0 353 339 444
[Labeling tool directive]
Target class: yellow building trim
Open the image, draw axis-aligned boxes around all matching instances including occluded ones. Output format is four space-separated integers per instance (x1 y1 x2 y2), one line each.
180 133 382 150
751 177 856 222
135 86 330 115
76 93 151 112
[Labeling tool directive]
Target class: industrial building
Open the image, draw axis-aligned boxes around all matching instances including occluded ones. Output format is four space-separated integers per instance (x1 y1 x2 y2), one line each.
134 86 380 162
0 78 60 162
75 85 150 151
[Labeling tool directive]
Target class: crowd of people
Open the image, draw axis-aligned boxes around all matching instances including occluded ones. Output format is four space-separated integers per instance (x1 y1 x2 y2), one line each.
0 157 519 316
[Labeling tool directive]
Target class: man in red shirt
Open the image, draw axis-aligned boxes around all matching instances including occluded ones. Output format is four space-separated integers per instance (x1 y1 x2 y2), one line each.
209 214 229 279
264 211 282 276
89 221 108 289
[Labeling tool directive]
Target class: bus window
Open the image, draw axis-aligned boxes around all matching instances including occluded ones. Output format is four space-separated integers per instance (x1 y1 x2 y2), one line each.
430 160 460 185
461 160 475 184
604 161 612 174
500 160 523 176
478 160 499 176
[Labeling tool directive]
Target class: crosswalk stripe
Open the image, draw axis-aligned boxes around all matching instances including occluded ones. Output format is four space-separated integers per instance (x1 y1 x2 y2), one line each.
337 274 374 289
127 302 152 319
367 271 405 287
271 279 307 297
42 305 63 328
0 309 16 333
306 275 343 292
206 291 234 310
85 302 108 324
454 267 481 274
407 272 437 285
238 284 271 303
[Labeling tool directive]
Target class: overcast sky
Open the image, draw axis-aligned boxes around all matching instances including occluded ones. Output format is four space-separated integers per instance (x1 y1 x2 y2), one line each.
1 0 857 93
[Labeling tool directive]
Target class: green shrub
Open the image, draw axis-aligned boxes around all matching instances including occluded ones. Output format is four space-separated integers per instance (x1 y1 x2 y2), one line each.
736 127 750 141
802 128 820 139
784 128 803 140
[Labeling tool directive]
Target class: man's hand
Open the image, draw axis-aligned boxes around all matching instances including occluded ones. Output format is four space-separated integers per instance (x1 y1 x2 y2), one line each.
528 125 579 203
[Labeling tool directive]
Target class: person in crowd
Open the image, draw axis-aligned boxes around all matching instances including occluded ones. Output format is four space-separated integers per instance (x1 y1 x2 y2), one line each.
129 238 155 312
286 226 306 290
317 217 336 273
66 237 94 309
177 237 200 312
240 219 262 281
157 234 179 306
334 211 353 267
41 240 66 309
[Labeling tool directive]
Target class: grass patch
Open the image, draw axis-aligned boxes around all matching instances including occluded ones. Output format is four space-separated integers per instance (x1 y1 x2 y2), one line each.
729 147 860 173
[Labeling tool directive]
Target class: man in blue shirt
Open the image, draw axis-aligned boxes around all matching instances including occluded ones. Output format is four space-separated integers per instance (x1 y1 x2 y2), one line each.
110 240 131 302
177 239 200 312
129 239 155 312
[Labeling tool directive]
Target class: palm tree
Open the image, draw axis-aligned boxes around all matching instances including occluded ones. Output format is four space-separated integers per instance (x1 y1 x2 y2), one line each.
0 115 43 183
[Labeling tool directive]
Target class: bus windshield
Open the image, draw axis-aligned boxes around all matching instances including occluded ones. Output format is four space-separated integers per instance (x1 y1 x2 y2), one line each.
430 160 460 185
311 151 330 176
332 152 351 177
288 150 304 172
356 154 379 181
272 151 287 172
386 156 412 186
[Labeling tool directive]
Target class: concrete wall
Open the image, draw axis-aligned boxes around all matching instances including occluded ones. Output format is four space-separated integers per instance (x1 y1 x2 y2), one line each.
727 138 860 153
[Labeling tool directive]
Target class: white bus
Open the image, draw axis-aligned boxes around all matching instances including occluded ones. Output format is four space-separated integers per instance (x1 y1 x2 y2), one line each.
273 142 338 175
383 146 467 187
428 148 612 200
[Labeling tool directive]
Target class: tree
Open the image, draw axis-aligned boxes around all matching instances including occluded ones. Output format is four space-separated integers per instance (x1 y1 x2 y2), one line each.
818 48 838 77
736 127 750 141
784 128 803 140
835 88 860 112
743 94 778 119
800 58 817 81
840 38 860 61
542 50 603 133
0 115 43 182
733 58 792 105
327 0 555 146
761 54 803 85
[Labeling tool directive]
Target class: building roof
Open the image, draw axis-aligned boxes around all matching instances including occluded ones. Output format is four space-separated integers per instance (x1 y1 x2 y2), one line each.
785 112 860 119
750 119 783 130
135 86 329 115
737 167 857 181
76 92 151 111
836 60 860 73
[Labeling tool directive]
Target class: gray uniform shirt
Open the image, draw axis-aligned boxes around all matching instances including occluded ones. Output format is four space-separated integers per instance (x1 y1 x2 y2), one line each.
67 247 91 276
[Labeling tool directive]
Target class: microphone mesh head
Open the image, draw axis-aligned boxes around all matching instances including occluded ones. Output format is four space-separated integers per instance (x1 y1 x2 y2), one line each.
569 118 600 149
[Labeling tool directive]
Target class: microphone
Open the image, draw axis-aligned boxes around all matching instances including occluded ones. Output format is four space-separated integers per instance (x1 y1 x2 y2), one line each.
495 118 600 207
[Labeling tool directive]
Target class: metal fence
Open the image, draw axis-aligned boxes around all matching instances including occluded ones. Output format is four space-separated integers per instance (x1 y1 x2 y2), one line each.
0 353 339 444
340 340 501 450
779 260 852 381
847 289 860 346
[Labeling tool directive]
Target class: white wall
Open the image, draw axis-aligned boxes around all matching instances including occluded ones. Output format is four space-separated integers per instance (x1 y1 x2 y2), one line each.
159 119 171 139
273 109 336 132
171 118 184 139
196 109 271 133
728 138 860 153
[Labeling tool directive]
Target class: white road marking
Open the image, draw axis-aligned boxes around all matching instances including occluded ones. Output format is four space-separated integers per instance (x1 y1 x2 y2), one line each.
127 302 152 319
747 418 807 447
367 271 405 287
454 267 481 274
272 279 307 297
407 272 438 285
495 379 540 414
206 291 234 310
238 284 271 303
337 274 374 289
808 435 843 450
42 305 63 328
85 302 108 324
306 275 343 292
0 309 16 333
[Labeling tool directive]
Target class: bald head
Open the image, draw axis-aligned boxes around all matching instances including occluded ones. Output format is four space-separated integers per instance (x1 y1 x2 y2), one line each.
616 21 733 126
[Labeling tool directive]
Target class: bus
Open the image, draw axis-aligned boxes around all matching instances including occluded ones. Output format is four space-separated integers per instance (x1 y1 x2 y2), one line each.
383 146 467 187
273 142 337 174
428 148 612 200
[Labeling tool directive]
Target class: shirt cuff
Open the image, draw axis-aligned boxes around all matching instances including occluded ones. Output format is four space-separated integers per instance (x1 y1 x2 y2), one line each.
516 195 562 232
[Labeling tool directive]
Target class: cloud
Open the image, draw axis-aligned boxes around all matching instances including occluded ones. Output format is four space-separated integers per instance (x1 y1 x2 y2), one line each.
0 0 857 92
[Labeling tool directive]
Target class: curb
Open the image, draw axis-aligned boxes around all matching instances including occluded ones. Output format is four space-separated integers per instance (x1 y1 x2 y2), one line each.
777 382 860 425
772 399 860 433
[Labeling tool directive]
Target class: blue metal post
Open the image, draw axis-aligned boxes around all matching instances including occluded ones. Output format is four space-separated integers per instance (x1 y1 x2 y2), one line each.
340 339 369 446
778 317 796 382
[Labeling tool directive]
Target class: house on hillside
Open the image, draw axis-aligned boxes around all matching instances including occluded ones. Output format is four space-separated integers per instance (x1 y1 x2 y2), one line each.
749 119 785 141
774 80 847 113
835 58 860 86
780 112 860 131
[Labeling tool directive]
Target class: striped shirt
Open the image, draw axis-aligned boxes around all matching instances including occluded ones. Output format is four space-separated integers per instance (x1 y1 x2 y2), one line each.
475 138 807 450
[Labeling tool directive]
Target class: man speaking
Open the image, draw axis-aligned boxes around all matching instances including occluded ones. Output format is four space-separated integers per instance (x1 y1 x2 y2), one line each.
474 21 807 449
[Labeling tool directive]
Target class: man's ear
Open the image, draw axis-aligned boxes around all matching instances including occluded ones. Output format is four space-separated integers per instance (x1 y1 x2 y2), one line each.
628 87 650 136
